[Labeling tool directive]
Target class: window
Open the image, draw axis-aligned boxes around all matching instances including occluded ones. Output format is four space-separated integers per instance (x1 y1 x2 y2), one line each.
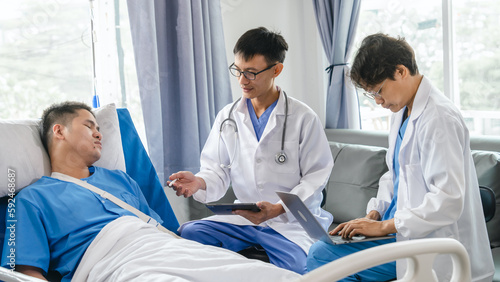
354 0 500 136
0 1 92 119
0 0 145 140
454 0 500 135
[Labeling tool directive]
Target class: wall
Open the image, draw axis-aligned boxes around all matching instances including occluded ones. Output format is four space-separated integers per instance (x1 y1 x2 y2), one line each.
220 0 327 125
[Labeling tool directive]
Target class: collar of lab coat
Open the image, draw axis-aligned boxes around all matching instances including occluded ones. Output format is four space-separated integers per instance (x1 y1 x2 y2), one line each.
232 87 289 141
407 75 432 123
387 76 433 166
232 86 288 116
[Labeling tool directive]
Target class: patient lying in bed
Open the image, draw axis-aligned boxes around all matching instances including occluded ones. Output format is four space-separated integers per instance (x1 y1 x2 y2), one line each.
1 101 300 282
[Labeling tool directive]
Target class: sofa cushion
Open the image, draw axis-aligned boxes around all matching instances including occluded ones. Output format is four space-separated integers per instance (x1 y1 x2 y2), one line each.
324 142 388 224
324 145 500 247
473 150 500 248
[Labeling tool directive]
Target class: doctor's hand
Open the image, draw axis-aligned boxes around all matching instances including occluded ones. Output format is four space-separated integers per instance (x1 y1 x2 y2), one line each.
365 210 381 221
167 171 206 198
329 218 396 239
233 201 285 225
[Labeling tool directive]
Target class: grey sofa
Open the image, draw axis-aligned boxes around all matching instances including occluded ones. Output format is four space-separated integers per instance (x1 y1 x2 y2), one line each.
324 128 500 281
193 128 500 279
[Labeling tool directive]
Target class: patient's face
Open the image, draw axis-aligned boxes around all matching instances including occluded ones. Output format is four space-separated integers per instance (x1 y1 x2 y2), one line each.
64 109 103 166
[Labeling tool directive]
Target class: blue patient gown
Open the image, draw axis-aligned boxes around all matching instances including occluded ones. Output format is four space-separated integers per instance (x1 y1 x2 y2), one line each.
0 166 162 282
306 109 410 281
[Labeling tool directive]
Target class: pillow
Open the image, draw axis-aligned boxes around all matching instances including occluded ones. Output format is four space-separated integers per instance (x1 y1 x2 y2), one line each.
325 142 388 224
0 103 126 197
0 119 51 197
93 104 126 172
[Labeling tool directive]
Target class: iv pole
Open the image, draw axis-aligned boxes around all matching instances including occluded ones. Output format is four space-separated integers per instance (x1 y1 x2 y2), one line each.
89 0 100 108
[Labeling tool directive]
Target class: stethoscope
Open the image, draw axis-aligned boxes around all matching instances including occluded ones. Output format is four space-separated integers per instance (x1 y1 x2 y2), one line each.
218 92 289 169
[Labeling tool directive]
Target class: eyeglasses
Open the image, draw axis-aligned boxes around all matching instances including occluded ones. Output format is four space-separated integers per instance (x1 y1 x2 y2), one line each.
229 63 277 80
363 80 386 100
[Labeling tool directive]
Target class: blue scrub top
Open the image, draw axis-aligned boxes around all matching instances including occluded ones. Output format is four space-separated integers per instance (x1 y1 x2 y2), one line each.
247 98 278 141
382 108 410 221
1 166 162 281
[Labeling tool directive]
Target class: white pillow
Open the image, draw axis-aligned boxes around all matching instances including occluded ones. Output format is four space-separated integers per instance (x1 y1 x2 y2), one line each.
0 119 51 197
92 103 126 172
0 103 126 197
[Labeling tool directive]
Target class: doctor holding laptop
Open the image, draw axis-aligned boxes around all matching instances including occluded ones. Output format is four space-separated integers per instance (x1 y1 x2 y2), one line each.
306 33 494 282
168 27 333 274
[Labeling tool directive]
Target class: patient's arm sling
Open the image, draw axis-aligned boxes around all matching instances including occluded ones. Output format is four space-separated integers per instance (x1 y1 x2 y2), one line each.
51 172 179 238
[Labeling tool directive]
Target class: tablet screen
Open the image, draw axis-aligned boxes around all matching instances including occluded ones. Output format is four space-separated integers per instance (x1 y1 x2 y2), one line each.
205 203 260 215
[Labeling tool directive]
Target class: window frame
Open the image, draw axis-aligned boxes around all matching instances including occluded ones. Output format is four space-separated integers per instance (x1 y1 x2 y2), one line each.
442 0 460 105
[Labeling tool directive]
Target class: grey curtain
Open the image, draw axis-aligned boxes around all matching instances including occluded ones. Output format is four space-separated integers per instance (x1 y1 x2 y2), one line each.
313 0 361 129
127 0 232 222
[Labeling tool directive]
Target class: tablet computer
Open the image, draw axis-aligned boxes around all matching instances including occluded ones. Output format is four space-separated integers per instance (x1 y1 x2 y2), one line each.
206 203 260 215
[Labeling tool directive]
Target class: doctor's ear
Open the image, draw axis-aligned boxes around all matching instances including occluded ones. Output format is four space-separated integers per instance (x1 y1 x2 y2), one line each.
395 65 409 79
273 63 284 77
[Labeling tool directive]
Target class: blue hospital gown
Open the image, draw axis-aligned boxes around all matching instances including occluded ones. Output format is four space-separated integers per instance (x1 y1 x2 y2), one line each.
1 166 162 281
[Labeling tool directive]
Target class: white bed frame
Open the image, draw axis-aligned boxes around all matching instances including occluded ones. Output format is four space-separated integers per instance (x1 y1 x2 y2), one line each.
300 238 471 282
0 238 471 282
0 267 45 282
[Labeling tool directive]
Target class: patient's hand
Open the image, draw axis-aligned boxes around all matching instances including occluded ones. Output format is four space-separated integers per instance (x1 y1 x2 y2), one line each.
233 202 285 225
17 265 47 281
168 171 206 198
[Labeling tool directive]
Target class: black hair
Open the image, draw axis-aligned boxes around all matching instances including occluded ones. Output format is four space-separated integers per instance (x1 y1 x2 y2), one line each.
40 101 94 152
233 27 289 64
350 33 419 89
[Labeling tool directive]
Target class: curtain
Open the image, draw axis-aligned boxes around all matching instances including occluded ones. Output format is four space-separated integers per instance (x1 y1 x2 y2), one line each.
127 0 232 222
312 0 361 129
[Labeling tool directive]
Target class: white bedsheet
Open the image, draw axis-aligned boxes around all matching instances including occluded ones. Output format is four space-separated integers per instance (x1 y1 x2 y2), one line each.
73 216 301 282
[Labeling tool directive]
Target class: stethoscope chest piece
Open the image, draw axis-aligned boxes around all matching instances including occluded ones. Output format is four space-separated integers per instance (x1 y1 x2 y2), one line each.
275 152 287 164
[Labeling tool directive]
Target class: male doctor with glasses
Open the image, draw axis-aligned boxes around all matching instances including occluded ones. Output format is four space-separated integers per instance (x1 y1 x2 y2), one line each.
169 27 333 274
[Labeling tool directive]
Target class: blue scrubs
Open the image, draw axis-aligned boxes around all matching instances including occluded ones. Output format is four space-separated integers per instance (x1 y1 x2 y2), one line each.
247 98 278 141
1 166 162 281
306 108 410 281
181 97 307 274
181 221 307 274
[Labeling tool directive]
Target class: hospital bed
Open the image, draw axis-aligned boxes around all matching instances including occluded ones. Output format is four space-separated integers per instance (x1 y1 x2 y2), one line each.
0 104 472 281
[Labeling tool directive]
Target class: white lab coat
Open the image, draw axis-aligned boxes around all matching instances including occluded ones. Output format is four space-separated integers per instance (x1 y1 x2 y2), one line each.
192 88 334 253
367 76 494 281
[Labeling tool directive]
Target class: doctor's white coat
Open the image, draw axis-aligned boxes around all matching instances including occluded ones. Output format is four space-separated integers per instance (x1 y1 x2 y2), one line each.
367 76 494 281
193 89 334 253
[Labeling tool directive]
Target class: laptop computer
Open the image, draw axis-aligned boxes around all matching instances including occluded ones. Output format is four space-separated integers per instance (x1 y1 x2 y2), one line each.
276 191 395 245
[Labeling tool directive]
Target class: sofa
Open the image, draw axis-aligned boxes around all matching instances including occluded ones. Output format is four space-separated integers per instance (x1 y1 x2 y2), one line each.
323 128 500 281
193 128 500 279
